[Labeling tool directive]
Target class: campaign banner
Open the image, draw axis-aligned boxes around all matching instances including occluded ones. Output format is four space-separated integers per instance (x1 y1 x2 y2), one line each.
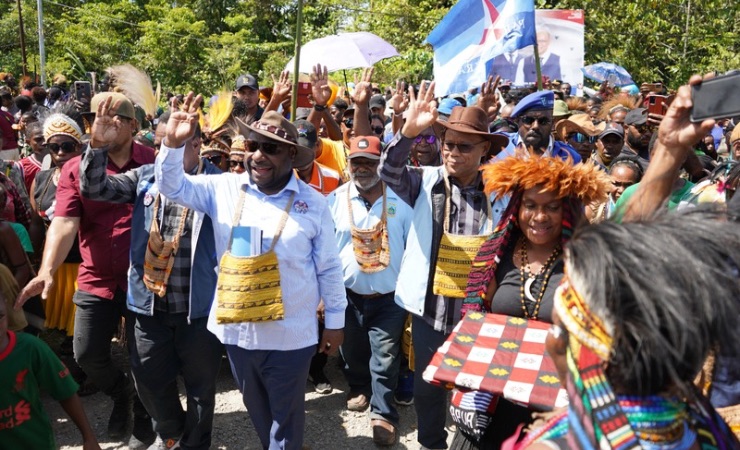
425 0 537 97
488 10 585 90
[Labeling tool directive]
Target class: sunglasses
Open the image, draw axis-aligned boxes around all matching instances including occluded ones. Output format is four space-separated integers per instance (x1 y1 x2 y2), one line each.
372 126 384 135
442 141 486 154
343 119 354 128
414 135 437 145
246 140 281 155
229 160 244 168
520 116 551 126
46 142 77 153
567 133 597 144
205 154 223 165
632 123 655 134
31 136 45 143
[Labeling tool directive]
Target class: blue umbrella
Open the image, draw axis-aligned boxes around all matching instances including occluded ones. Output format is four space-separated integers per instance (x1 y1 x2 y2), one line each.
581 63 634 87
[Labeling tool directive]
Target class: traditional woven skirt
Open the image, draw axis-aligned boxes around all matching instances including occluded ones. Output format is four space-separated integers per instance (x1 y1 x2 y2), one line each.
44 262 79 336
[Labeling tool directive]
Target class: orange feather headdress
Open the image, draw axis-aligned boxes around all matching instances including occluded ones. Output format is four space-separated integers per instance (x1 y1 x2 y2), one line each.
481 156 611 205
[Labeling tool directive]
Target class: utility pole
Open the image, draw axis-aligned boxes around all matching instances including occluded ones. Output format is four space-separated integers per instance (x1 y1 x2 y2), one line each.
17 0 28 77
290 0 304 120
37 0 46 86
682 0 691 61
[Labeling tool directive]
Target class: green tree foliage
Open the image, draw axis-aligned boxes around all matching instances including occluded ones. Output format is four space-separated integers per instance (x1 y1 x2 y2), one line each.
539 0 740 88
1 0 737 94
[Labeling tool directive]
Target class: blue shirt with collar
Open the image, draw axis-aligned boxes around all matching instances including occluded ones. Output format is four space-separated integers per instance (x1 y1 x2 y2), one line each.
327 182 413 296
155 144 347 351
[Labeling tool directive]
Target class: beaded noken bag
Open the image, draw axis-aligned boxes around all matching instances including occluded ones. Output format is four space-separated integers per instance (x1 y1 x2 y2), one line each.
142 195 189 297
348 184 390 273
215 191 295 324
432 175 493 298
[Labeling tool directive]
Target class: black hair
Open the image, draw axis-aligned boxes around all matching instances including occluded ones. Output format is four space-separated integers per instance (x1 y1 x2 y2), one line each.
566 207 740 396
24 121 42 136
14 95 32 112
609 154 644 181
333 98 348 110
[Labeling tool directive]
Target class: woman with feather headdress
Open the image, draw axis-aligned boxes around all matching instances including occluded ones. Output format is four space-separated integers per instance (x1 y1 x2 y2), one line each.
449 156 611 450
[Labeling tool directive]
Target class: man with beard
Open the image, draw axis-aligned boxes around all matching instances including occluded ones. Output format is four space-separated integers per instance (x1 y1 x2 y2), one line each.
496 90 580 162
156 99 346 449
232 74 263 125
328 135 412 446
621 107 652 171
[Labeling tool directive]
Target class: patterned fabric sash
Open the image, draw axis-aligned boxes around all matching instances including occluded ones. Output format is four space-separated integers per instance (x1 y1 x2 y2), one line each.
348 183 390 274
433 175 493 298
215 190 295 324
142 160 201 297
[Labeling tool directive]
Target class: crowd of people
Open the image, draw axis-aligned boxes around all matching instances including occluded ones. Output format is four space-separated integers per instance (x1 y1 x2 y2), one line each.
0 61 739 450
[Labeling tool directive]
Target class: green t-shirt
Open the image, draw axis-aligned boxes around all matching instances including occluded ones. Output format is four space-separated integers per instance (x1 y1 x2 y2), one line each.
0 331 79 450
613 179 695 221
9 222 33 253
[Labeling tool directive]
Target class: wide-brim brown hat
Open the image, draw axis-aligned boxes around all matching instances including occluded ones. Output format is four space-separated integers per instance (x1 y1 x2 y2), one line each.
555 113 606 141
435 106 509 155
236 111 314 168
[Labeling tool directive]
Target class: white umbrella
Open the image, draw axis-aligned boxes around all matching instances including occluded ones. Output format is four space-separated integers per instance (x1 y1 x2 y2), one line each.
285 32 399 73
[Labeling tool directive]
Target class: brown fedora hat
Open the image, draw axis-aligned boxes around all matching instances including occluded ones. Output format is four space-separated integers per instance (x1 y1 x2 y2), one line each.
236 111 314 168
436 106 509 153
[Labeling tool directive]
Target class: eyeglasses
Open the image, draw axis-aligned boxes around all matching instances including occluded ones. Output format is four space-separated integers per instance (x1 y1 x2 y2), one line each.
442 141 487 154
414 135 436 145
343 119 354 128
520 116 551 126
567 133 597 144
246 140 281 155
46 142 77 153
204 154 223 165
229 160 243 168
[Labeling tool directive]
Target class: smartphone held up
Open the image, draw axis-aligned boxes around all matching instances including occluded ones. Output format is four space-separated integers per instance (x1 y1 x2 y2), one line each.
690 71 740 122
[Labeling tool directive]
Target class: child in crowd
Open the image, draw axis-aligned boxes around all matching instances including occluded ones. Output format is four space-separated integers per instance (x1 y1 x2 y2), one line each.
0 285 101 450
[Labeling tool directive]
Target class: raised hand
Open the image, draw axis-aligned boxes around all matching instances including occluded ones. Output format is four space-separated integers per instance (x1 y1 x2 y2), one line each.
477 75 500 119
401 80 438 139
310 64 332 107
657 74 715 152
352 67 374 106
89 96 124 148
390 79 409 115
271 71 292 102
164 92 203 149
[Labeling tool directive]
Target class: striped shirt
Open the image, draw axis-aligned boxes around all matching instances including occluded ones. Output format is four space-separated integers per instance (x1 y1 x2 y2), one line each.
425 174 490 333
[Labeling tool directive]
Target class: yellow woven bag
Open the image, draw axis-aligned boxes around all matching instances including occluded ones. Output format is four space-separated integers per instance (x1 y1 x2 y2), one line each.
431 175 493 298
214 191 295 324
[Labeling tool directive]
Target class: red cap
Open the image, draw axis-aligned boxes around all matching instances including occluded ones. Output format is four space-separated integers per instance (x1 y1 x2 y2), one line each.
348 136 382 160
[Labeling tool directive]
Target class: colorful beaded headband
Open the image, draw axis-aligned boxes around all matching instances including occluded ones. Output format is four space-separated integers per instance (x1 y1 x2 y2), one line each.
553 277 613 361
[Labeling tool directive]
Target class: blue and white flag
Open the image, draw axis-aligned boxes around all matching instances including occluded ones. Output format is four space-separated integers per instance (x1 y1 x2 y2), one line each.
425 0 536 96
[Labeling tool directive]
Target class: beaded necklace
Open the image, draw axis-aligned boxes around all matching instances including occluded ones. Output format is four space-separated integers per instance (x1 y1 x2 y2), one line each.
518 238 561 320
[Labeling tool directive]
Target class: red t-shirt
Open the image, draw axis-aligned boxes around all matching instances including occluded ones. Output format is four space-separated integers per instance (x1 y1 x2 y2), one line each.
0 110 17 150
54 143 154 300
16 156 42 193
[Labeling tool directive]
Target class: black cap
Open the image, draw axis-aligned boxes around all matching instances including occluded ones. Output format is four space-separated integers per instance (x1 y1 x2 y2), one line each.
294 119 318 149
369 95 386 110
624 107 648 126
235 74 258 91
